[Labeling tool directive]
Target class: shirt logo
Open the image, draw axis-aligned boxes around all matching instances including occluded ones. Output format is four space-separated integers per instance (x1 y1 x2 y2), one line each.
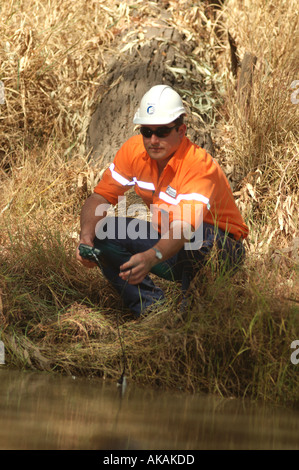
165 186 177 198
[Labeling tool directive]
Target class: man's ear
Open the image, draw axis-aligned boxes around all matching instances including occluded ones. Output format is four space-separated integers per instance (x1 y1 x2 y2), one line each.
178 123 187 138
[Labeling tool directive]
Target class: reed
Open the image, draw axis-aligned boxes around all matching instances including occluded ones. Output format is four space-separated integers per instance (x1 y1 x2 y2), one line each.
0 0 298 406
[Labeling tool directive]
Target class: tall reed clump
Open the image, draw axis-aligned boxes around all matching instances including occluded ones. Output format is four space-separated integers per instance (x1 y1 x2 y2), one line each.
0 0 298 406
218 0 299 248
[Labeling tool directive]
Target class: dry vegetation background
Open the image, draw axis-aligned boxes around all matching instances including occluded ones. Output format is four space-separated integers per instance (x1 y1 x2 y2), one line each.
0 0 298 404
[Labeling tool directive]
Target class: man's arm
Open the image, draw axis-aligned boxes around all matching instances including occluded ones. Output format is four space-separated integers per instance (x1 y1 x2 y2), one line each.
77 193 110 267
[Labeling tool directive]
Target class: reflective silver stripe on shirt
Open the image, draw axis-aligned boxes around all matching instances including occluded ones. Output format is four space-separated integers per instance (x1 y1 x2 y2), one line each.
132 177 155 190
159 191 210 210
109 164 155 190
109 163 134 186
109 164 210 207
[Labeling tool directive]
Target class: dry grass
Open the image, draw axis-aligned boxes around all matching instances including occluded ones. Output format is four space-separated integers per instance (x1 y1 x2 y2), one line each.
0 0 298 405
217 0 299 250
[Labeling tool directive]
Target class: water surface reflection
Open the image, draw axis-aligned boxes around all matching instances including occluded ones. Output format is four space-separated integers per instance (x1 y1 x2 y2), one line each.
0 368 298 450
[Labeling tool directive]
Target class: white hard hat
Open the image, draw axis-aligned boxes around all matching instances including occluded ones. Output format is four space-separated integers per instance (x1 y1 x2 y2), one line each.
133 84 186 125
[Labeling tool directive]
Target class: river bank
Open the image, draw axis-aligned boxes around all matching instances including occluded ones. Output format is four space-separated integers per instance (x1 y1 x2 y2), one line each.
0 231 298 406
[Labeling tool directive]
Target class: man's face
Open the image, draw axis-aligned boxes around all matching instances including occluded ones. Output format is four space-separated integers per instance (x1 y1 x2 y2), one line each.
141 122 186 169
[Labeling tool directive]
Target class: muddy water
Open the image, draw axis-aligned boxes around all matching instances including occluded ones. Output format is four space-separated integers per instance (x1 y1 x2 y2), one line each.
0 368 298 450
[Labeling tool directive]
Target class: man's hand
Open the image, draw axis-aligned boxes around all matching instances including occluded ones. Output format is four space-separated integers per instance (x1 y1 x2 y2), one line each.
119 250 156 285
77 193 110 269
76 240 97 269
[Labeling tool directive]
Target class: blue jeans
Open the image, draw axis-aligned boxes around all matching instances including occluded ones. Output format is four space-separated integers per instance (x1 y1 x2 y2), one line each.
93 217 245 317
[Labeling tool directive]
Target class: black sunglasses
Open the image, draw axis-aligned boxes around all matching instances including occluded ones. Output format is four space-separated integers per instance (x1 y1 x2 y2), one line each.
139 124 178 138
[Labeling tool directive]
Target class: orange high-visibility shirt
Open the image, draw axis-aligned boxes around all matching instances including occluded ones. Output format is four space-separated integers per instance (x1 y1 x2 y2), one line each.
94 135 249 241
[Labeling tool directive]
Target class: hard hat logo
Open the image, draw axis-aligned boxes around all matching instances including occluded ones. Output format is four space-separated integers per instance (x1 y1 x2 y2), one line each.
133 84 186 125
147 105 155 115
